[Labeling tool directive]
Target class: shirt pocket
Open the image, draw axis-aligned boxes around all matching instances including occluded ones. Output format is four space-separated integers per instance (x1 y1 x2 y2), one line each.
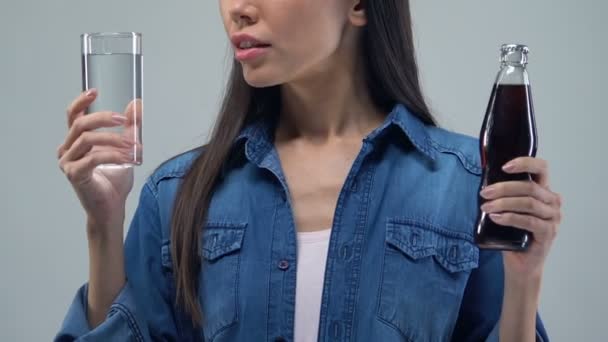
199 221 247 342
376 218 479 342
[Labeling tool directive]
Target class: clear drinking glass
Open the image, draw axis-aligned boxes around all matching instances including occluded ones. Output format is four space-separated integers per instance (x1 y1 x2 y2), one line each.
81 32 143 168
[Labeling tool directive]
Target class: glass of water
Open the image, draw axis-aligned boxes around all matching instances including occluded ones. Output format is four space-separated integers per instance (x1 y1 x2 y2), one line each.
81 32 143 168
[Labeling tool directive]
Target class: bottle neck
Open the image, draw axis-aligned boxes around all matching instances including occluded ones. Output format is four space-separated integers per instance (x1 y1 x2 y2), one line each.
496 63 530 86
501 62 527 68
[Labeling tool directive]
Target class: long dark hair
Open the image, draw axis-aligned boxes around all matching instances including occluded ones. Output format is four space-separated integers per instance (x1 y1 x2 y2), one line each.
170 0 437 325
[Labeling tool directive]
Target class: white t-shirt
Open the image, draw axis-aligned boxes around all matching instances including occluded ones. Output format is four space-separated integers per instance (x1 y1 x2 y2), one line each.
293 228 332 342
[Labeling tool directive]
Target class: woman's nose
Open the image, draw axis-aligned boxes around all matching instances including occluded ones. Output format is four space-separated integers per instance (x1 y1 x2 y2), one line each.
228 0 259 27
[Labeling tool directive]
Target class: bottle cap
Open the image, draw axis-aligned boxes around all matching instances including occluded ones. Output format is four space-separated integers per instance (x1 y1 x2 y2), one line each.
500 44 529 65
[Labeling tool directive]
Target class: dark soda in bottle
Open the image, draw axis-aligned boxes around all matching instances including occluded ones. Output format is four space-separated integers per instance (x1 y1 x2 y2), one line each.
475 44 538 251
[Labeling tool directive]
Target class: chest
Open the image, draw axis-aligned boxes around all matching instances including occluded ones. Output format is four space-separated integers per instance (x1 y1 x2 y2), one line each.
195 168 480 342
275 140 363 232
179 138 483 341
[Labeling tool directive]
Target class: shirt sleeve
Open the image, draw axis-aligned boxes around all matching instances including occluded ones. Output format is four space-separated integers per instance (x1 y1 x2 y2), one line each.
54 180 184 341
451 249 550 342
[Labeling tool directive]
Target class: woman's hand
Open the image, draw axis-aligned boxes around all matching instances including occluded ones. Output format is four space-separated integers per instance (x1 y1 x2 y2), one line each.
479 157 562 341
479 157 563 282
57 88 137 230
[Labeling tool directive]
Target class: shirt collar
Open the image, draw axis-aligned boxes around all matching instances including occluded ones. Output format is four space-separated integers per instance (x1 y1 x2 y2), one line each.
367 103 436 160
231 103 436 162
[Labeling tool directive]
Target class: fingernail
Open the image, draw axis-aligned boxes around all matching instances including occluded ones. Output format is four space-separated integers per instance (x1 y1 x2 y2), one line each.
481 203 493 212
86 88 97 97
480 186 495 198
502 162 516 172
489 213 503 220
112 114 127 123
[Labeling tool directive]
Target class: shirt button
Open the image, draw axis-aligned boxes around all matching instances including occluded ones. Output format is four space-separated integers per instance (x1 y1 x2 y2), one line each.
331 320 343 338
278 260 290 270
339 244 352 261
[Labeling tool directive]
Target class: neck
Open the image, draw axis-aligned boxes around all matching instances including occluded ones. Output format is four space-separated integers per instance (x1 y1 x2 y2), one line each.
277 53 384 144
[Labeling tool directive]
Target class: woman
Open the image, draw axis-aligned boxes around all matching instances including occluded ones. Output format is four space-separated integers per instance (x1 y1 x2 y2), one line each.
55 0 562 341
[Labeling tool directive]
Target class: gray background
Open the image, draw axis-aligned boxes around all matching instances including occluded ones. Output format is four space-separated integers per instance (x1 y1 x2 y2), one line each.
1 0 605 341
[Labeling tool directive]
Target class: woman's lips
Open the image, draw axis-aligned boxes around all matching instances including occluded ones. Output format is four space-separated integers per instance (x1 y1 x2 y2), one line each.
231 33 271 62
235 46 271 61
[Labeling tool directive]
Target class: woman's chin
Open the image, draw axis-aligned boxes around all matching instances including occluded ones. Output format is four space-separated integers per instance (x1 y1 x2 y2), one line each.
242 70 283 88
244 78 281 88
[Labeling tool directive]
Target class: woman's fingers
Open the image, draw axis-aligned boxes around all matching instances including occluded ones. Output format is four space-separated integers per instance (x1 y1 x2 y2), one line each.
489 212 558 243
118 98 143 143
61 149 133 186
503 157 550 188
58 111 127 158
481 180 559 205
481 196 557 220
59 131 133 163
124 98 143 127
66 88 97 128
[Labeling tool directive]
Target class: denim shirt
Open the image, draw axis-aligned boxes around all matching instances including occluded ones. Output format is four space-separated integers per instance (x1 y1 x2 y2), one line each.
55 104 549 342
